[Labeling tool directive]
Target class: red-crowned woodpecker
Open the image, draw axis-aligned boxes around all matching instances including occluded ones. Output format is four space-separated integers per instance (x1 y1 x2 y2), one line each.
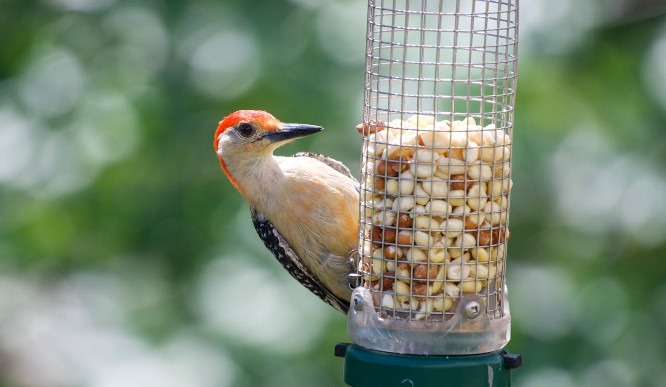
214 110 358 313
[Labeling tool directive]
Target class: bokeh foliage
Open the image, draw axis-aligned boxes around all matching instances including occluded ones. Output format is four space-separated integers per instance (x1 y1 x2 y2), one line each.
0 1 665 386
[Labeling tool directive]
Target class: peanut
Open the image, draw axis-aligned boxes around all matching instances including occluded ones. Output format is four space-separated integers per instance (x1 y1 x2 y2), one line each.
412 283 428 296
356 120 387 136
410 162 437 178
429 269 447 297
421 178 448 197
381 293 396 309
414 230 434 246
474 264 490 279
413 215 434 230
361 240 373 258
494 195 509 210
419 131 451 150
414 298 434 320
398 170 415 194
487 178 512 195
397 213 413 228
433 296 454 312
476 229 492 246
448 148 464 162
483 201 506 225
370 226 383 243
501 145 512 160
383 245 399 259
385 178 399 194
397 262 411 279
405 297 420 311
414 149 440 163
361 116 512 319
467 163 493 180
372 210 396 226
490 245 506 260
414 182 431 205
448 247 463 259
440 218 464 238
392 196 416 212
480 144 503 162
464 212 485 228
384 132 418 159
444 283 461 297
425 199 452 216
376 160 398 177
412 202 427 216
462 116 477 128
381 272 395 289
373 176 386 191
492 226 509 243
454 233 477 249
407 114 435 127
436 157 466 176
397 230 413 245
461 280 483 294
371 197 394 211
447 189 467 207
384 228 397 243
429 248 448 263
405 247 427 263
463 141 480 163
450 174 472 190
413 264 439 280
446 263 471 281
394 280 410 302
494 162 511 178
389 155 411 174
372 258 385 275
466 183 488 211
488 264 498 278
369 129 390 155
451 204 471 216
386 143 414 160
470 247 489 262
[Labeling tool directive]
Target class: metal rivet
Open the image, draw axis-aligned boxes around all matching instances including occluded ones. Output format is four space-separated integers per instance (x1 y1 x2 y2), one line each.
465 301 481 319
348 273 362 289
353 293 364 311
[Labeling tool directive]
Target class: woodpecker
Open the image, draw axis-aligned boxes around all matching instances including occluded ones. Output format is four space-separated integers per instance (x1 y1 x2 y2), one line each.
214 110 359 313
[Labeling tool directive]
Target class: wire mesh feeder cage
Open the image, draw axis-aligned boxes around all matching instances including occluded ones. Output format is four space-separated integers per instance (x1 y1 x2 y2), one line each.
350 0 519 356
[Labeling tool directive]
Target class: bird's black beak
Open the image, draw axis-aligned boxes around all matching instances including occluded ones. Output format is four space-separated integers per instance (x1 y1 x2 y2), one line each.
262 123 323 143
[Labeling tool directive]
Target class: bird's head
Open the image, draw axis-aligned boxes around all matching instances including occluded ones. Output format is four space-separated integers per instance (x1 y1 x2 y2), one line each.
214 110 323 192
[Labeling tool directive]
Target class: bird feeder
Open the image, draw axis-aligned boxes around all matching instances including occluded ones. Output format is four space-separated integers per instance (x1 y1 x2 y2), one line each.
338 0 522 385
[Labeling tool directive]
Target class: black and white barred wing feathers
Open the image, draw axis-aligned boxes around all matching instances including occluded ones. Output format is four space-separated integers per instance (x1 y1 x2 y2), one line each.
250 208 351 314
294 152 360 191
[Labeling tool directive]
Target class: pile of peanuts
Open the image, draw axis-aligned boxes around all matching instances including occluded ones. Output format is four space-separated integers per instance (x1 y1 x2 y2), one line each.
357 115 511 320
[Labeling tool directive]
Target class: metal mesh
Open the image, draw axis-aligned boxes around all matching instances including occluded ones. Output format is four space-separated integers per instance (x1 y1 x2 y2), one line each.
356 0 518 335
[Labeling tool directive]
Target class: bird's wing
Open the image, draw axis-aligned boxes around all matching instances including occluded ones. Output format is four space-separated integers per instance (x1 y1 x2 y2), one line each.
250 207 350 314
293 152 360 192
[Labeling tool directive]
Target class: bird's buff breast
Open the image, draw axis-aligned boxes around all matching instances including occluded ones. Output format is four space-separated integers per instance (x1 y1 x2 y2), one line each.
254 164 359 259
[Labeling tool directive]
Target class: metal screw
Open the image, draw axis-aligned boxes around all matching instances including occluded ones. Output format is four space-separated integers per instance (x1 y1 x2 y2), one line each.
465 301 481 319
348 273 362 289
353 293 364 312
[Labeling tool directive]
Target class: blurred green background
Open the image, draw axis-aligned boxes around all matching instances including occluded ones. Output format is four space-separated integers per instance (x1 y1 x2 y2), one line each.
1 0 665 386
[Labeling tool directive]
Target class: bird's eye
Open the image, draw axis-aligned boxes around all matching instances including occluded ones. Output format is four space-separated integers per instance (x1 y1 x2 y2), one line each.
236 122 255 138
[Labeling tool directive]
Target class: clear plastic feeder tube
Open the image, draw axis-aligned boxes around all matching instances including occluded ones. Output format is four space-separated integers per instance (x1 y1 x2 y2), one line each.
351 0 519 356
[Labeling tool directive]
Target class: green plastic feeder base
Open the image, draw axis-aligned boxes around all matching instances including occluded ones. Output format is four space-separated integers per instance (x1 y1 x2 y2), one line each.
336 344 521 387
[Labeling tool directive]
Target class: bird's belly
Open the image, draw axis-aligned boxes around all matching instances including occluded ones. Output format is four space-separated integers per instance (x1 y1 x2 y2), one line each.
260 183 358 259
